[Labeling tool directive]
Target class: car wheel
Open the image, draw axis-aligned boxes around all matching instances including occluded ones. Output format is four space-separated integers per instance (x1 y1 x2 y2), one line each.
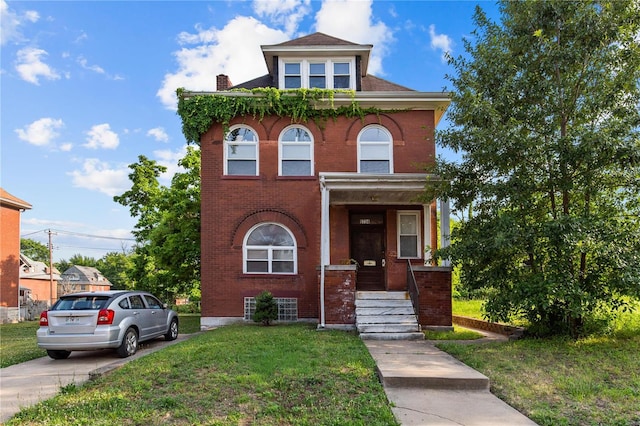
47 350 71 359
165 318 179 341
117 327 138 358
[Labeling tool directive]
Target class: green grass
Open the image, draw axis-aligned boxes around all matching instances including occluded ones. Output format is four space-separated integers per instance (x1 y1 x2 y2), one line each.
424 326 484 340
0 321 46 367
0 314 201 368
7 324 398 425
437 306 640 426
452 299 486 319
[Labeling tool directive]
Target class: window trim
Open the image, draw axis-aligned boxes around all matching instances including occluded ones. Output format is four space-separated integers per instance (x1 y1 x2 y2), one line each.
243 222 298 274
357 125 394 174
397 211 421 259
223 125 259 176
278 125 314 176
278 58 355 90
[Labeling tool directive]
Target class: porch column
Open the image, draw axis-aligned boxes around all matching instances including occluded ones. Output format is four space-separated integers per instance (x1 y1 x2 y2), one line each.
440 198 451 267
423 204 431 265
319 176 330 328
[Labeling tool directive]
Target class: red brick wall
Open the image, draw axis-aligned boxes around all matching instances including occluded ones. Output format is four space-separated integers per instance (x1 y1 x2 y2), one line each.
200 109 436 321
414 266 452 327
319 266 356 325
1 205 21 309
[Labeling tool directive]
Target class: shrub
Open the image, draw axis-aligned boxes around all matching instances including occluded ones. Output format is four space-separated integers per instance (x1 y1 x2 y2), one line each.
253 291 278 326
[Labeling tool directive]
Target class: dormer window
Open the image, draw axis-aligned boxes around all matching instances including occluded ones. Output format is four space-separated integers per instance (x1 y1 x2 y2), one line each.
279 58 354 90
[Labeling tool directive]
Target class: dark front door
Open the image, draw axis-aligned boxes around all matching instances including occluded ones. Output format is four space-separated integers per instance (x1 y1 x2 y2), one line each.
351 213 385 291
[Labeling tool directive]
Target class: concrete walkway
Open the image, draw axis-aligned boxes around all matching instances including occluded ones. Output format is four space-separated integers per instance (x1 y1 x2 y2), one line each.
364 333 538 426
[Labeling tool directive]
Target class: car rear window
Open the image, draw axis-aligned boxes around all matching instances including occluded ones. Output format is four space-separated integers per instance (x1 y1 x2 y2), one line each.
53 296 110 311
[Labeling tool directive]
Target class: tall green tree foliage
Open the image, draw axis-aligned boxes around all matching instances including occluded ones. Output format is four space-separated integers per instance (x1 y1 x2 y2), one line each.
433 0 640 336
114 147 201 301
20 239 49 263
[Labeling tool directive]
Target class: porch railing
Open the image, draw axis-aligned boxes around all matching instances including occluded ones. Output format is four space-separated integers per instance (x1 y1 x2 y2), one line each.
406 260 420 320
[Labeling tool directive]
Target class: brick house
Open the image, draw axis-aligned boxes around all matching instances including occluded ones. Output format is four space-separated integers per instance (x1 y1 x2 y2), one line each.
59 265 112 295
183 33 453 337
20 253 61 304
0 188 32 323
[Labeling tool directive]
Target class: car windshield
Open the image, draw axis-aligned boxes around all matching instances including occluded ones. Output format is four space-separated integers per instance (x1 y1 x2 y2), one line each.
53 296 110 311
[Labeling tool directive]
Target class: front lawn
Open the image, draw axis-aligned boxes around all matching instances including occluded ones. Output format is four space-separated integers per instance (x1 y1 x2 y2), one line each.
7 324 398 425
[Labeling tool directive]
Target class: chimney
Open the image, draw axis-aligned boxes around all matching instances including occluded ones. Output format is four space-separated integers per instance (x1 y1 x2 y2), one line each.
216 74 232 91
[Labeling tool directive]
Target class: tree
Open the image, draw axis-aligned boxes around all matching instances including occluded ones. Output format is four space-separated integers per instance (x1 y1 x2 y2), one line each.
431 0 640 336
114 147 201 301
253 291 278 326
20 238 49 263
96 252 135 290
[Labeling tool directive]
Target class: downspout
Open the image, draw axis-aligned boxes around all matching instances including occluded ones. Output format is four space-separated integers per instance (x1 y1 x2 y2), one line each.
319 176 329 328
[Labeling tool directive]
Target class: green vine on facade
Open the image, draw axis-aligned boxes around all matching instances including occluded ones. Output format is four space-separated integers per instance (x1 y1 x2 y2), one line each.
176 87 383 144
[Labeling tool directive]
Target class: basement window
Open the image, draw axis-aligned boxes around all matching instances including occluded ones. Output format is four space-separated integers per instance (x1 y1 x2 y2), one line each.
244 297 298 321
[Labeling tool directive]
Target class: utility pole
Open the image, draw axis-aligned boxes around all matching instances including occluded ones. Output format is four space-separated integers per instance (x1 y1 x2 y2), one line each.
46 229 56 307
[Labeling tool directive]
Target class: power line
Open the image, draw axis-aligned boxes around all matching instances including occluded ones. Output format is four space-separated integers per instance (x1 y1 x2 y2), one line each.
20 228 136 242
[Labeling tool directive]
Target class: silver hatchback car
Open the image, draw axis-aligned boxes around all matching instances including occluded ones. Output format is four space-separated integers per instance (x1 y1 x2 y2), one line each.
37 290 179 359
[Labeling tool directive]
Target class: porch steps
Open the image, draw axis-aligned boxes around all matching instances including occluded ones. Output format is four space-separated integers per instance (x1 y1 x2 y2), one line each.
356 291 424 340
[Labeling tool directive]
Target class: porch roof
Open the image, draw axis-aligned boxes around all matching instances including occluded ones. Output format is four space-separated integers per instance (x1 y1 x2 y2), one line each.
319 172 442 205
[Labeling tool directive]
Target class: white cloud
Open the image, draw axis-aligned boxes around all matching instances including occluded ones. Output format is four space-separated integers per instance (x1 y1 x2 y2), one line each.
157 16 289 109
154 146 189 184
428 24 453 63
59 143 73 152
15 117 64 146
253 0 311 36
77 56 105 74
67 158 129 197
314 0 393 76
84 123 119 149
1 0 39 45
147 127 169 143
15 47 60 85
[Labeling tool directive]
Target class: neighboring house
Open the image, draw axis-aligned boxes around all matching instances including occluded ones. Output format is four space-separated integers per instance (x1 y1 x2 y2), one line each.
0 188 32 323
59 265 112 295
19 254 60 320
182 33 453 336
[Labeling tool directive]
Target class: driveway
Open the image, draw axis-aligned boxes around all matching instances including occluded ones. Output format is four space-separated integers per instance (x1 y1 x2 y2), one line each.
0 335 191 423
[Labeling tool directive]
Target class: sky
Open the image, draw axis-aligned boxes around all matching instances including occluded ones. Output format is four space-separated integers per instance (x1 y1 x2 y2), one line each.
1 0 501 262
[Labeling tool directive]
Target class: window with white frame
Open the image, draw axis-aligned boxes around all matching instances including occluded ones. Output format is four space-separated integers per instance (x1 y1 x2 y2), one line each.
284 62 302 89
358 125 393 173
398 211 420 258
279 126 313 176
224 126 258 176
279 58 354 89
244 223 297 274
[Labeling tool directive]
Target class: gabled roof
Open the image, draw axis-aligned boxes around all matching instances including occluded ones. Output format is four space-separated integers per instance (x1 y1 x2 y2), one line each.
261 32 373 76
0 188 32 210
62 265 112 286
20 253 61 280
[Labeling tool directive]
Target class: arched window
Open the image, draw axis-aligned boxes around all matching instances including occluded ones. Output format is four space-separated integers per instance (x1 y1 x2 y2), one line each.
243 223 297 274
279 125 313 176
357 125 393 173
224 125 258 175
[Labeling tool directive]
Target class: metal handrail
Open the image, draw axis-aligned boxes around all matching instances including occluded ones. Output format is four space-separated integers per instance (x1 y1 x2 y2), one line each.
407 260 420 319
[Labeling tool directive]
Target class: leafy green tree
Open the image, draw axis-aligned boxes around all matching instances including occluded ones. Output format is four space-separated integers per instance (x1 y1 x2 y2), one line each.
96 252 135 290
67 254 98 267
431 0 640 336
114 147 201 301
20 238 49 263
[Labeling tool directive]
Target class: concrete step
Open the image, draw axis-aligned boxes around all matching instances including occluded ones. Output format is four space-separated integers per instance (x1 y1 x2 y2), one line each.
355 298 413 307
356 306 415 316
356 291 410 300
359 332 425 341
364 340 491 390
356 314 418 325
358 324 421 333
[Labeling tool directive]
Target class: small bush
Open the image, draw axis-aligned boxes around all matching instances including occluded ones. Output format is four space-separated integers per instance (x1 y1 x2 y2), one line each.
253 291 278 326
